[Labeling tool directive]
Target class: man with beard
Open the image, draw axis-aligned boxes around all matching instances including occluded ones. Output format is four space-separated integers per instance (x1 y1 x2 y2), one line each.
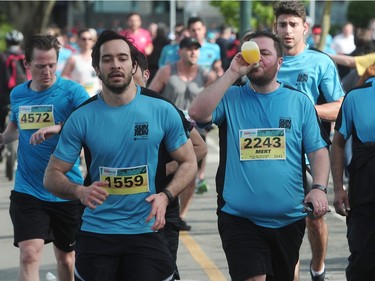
273 2 345 280
188 31 331 281
43 30 197 281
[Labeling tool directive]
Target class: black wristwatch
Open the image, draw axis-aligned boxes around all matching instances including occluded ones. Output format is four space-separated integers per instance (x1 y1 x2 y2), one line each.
161 189 174 204
311 184 327 194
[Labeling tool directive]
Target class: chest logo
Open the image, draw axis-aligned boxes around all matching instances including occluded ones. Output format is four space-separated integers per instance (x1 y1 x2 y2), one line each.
279 117 292 129
134 122 149 140
297 73 308 83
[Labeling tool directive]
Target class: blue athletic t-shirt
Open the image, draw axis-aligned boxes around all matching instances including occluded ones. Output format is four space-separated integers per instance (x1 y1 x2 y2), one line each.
54 86 189 234
158 43 180 68
277 45 345 105
10 76 89 201
335 77 375 142
211 82 328 228
197 41 221 71
158 41 221 71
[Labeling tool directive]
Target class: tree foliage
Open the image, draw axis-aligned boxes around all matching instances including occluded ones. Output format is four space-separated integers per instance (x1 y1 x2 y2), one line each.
210 0 275 31
347 1 375 28
0 13 12 51
252 2 275 31
0 1 56 49
210 0 240 30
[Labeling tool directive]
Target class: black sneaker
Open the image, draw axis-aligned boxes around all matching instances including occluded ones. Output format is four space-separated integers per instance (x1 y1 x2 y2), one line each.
310 261 326 281
178 218 191 231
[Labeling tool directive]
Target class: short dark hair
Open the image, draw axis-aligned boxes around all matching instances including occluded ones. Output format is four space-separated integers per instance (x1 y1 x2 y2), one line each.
246 30 284 58
24 34 60 63
135 51 148 72
91 30 138 69
273 1 307 23
187 17 205 29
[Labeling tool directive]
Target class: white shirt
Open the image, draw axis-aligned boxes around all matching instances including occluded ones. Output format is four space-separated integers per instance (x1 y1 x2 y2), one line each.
332 33 356 54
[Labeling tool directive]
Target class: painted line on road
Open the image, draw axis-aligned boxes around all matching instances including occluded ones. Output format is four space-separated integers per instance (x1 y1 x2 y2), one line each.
180 232 227 281
206 135 219 153
206 135 219 164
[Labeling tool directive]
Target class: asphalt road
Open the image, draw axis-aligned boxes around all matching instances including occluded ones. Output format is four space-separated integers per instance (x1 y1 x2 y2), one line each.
0 128 350 281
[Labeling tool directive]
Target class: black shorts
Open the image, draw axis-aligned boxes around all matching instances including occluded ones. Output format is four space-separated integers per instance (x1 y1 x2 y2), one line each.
74 230 174 281
346 203 375 281
163 204 181 279
218 211 305 281
9 190 82 252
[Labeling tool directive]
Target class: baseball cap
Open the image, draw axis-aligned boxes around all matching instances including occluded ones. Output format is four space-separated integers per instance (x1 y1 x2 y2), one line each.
179 37 201 49
312 25 322 35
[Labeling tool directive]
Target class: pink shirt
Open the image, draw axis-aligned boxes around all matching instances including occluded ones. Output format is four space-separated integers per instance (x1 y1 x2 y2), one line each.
120 28 152 54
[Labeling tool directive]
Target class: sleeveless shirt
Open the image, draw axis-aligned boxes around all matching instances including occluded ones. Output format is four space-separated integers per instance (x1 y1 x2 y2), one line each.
160 62 208 110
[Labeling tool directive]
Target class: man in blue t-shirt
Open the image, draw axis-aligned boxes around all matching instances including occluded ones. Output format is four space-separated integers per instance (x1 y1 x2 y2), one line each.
189 30 330 281
44 30 198 281
273 2 346 281
158 18 222 74
0 34 89 281
332 76 375 281
187 17 222 73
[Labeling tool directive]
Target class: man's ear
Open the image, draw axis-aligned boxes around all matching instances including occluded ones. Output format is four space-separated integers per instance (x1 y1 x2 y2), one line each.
23 59 29 69
132 61 138 75
303 22 309 36
143 69 150 83
277 57 284 70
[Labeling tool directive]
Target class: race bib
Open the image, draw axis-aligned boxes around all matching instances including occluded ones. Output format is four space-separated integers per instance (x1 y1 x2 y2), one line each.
239 128 286 161
19 105 55 130
99 165 149 195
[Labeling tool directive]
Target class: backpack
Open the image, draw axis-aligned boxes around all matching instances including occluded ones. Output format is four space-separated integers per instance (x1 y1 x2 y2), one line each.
0 52 31 92
6 53 31 89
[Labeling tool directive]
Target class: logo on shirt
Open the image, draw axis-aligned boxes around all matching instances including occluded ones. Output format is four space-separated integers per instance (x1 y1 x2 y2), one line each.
297 73 308 83
134 122 149 140
279 117 292 129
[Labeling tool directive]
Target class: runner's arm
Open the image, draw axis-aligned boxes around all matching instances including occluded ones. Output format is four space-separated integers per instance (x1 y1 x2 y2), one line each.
148 65 169 93
0 121 19 147
315 96 344 122
44 155 109 209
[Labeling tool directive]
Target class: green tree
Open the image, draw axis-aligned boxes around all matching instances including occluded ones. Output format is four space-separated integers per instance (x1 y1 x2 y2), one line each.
210 0 240 30
210 0 274 32
347 1 375 28
0 1 56 49
252 2 275 31
0 13 12 51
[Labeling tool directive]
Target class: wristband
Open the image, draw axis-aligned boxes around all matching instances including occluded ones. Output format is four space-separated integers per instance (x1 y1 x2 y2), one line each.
311 184 327 194
161 189 174 204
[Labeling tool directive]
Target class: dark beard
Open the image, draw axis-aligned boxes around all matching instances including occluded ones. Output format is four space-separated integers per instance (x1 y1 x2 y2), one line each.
247 73 273 86
246 64 278 87
102 73 132 95
106 83 129 95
